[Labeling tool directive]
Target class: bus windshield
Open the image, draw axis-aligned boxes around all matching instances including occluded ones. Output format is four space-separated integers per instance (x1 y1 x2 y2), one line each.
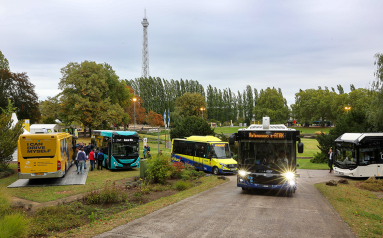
112 142 139 157
239 140 295 167
209 143 231 159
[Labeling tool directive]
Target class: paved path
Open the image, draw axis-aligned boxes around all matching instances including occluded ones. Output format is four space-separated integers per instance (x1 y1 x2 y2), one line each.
95 170 356 238
8 161 89 188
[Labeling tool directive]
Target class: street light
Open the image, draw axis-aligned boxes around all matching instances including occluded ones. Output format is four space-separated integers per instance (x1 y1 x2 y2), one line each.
345 106 351 113
133 98 137 130
200 107 206 119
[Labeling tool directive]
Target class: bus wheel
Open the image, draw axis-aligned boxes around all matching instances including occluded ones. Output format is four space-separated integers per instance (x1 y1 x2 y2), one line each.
213 167 219 175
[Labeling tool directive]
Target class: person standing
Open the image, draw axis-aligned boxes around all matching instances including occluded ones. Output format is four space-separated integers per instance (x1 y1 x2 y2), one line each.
143 146 147 159
328 148 334 173
72 147 79 170
76 147 87 174
97 149 104 170
88 148 96 171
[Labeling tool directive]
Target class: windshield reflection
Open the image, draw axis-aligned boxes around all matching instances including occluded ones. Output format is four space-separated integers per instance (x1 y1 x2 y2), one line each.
112 142 139 157
208 143 231 159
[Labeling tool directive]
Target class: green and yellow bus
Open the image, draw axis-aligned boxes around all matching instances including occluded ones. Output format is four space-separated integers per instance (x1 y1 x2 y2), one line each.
18 133 76 179
171 136 238 175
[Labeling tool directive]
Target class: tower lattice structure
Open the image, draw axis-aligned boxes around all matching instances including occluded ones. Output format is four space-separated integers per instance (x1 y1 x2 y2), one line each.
141 10 149 78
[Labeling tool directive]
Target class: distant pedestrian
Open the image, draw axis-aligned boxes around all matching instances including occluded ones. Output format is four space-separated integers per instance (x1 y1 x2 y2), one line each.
328 148 334 173
73 147 79 170
76 147 87 174
158 150 163 156
147 151 152 159
89 149 96 171
147 146 150 152
97 149 104 170
143 146 147 159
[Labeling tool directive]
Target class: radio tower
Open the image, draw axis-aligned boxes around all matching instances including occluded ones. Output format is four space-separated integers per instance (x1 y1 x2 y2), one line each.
141 9 149 78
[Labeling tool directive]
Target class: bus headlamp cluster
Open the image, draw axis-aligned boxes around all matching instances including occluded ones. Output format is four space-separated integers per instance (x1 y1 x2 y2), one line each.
219 162 227 168
283 172 294 180
238 170 251 177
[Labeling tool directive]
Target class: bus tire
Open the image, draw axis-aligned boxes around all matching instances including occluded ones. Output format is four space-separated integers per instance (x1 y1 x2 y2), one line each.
213 167 219 175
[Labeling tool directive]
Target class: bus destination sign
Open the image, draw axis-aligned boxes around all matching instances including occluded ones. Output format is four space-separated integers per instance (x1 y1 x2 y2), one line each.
248 132 285 139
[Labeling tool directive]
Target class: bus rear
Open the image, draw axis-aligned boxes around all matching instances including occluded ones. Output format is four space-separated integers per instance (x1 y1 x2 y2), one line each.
18 133 68 179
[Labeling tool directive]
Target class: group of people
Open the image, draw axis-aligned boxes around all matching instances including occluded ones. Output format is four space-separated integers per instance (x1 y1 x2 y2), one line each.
72 143 106 174
143 145 151 159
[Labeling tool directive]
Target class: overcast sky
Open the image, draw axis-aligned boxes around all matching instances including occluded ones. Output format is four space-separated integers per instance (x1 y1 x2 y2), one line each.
1 0 382 105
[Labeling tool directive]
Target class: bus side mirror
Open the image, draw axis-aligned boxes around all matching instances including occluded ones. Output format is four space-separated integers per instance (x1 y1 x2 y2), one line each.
229 133 237 145
298 142 304 153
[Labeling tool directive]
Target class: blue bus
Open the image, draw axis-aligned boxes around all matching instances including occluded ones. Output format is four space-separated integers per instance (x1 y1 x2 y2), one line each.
91 130 140 170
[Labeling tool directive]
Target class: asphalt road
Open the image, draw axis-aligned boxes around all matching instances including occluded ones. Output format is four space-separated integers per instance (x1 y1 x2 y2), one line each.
95 170 356 238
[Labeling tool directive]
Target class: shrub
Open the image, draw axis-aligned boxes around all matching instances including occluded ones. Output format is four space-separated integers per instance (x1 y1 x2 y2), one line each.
310 152 328 164
360 177 383 191
173 180 191 191
133 192 142 201
170 162 184 178
83 180 128 204
146 155 172 184
0 213 29 238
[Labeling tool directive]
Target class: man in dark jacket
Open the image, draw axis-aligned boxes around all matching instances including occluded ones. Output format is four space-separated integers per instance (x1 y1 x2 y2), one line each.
97 149 104 170
328 148 334 173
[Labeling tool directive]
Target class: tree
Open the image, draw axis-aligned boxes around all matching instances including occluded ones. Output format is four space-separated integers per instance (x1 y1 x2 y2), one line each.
103 63 132 109
292 88 336 125
170 116 215 139
0 69 41 123
0 50 10 70
147 110 164 126
174 92 207 118
58 61 128 135
244 85 253 125
40 95 62 124
253 87 289 124
0 100 23 169
366 52 383 131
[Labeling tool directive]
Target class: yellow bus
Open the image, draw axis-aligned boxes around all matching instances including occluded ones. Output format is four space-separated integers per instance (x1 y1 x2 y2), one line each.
171 135 238 175
18 133 76 179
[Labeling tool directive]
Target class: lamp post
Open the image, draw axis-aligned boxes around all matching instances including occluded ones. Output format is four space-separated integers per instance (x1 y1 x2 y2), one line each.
200 107 206 119
345 106 351 114
133 98 137 130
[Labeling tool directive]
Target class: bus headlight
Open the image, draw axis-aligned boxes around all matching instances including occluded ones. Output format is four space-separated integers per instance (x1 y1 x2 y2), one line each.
289 180 295 186
284 172 294 180
238 170 251 177
219 163 227 168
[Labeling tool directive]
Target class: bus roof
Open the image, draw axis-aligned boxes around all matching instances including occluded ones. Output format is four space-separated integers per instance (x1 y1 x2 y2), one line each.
92 130 138 137
239 124 297 131
335 133 383 144
20 132 71 139
174 135 224 143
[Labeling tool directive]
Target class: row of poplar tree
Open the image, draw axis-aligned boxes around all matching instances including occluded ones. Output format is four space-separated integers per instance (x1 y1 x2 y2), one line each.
126 78 288 125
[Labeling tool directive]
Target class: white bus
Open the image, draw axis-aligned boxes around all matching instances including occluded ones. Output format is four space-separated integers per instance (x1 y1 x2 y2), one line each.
333 133 383 178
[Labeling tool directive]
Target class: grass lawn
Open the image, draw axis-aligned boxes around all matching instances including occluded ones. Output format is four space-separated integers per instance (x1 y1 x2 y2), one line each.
299 138 319 158
297 159 329 170
290 127 331 134
315 181 383 238
2 167 139 203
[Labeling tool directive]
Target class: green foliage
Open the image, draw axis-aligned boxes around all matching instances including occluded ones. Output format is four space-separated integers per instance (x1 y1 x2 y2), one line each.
175 92 207 118
173 180 192 190
0 98 17 116
292 87 336 125
0 69 41 123
0 50 10 70
170 116 215 139
253 87 289 124
58 60 129 128
0 188 11 216
316 110 372 158
0 112 24 169
146 155 172 184
0 213 29 238
367 53 383 131
310 152 328 164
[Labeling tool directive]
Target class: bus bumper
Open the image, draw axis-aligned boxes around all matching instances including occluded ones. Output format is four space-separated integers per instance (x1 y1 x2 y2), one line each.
237 177 296 190
18 170 63 179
